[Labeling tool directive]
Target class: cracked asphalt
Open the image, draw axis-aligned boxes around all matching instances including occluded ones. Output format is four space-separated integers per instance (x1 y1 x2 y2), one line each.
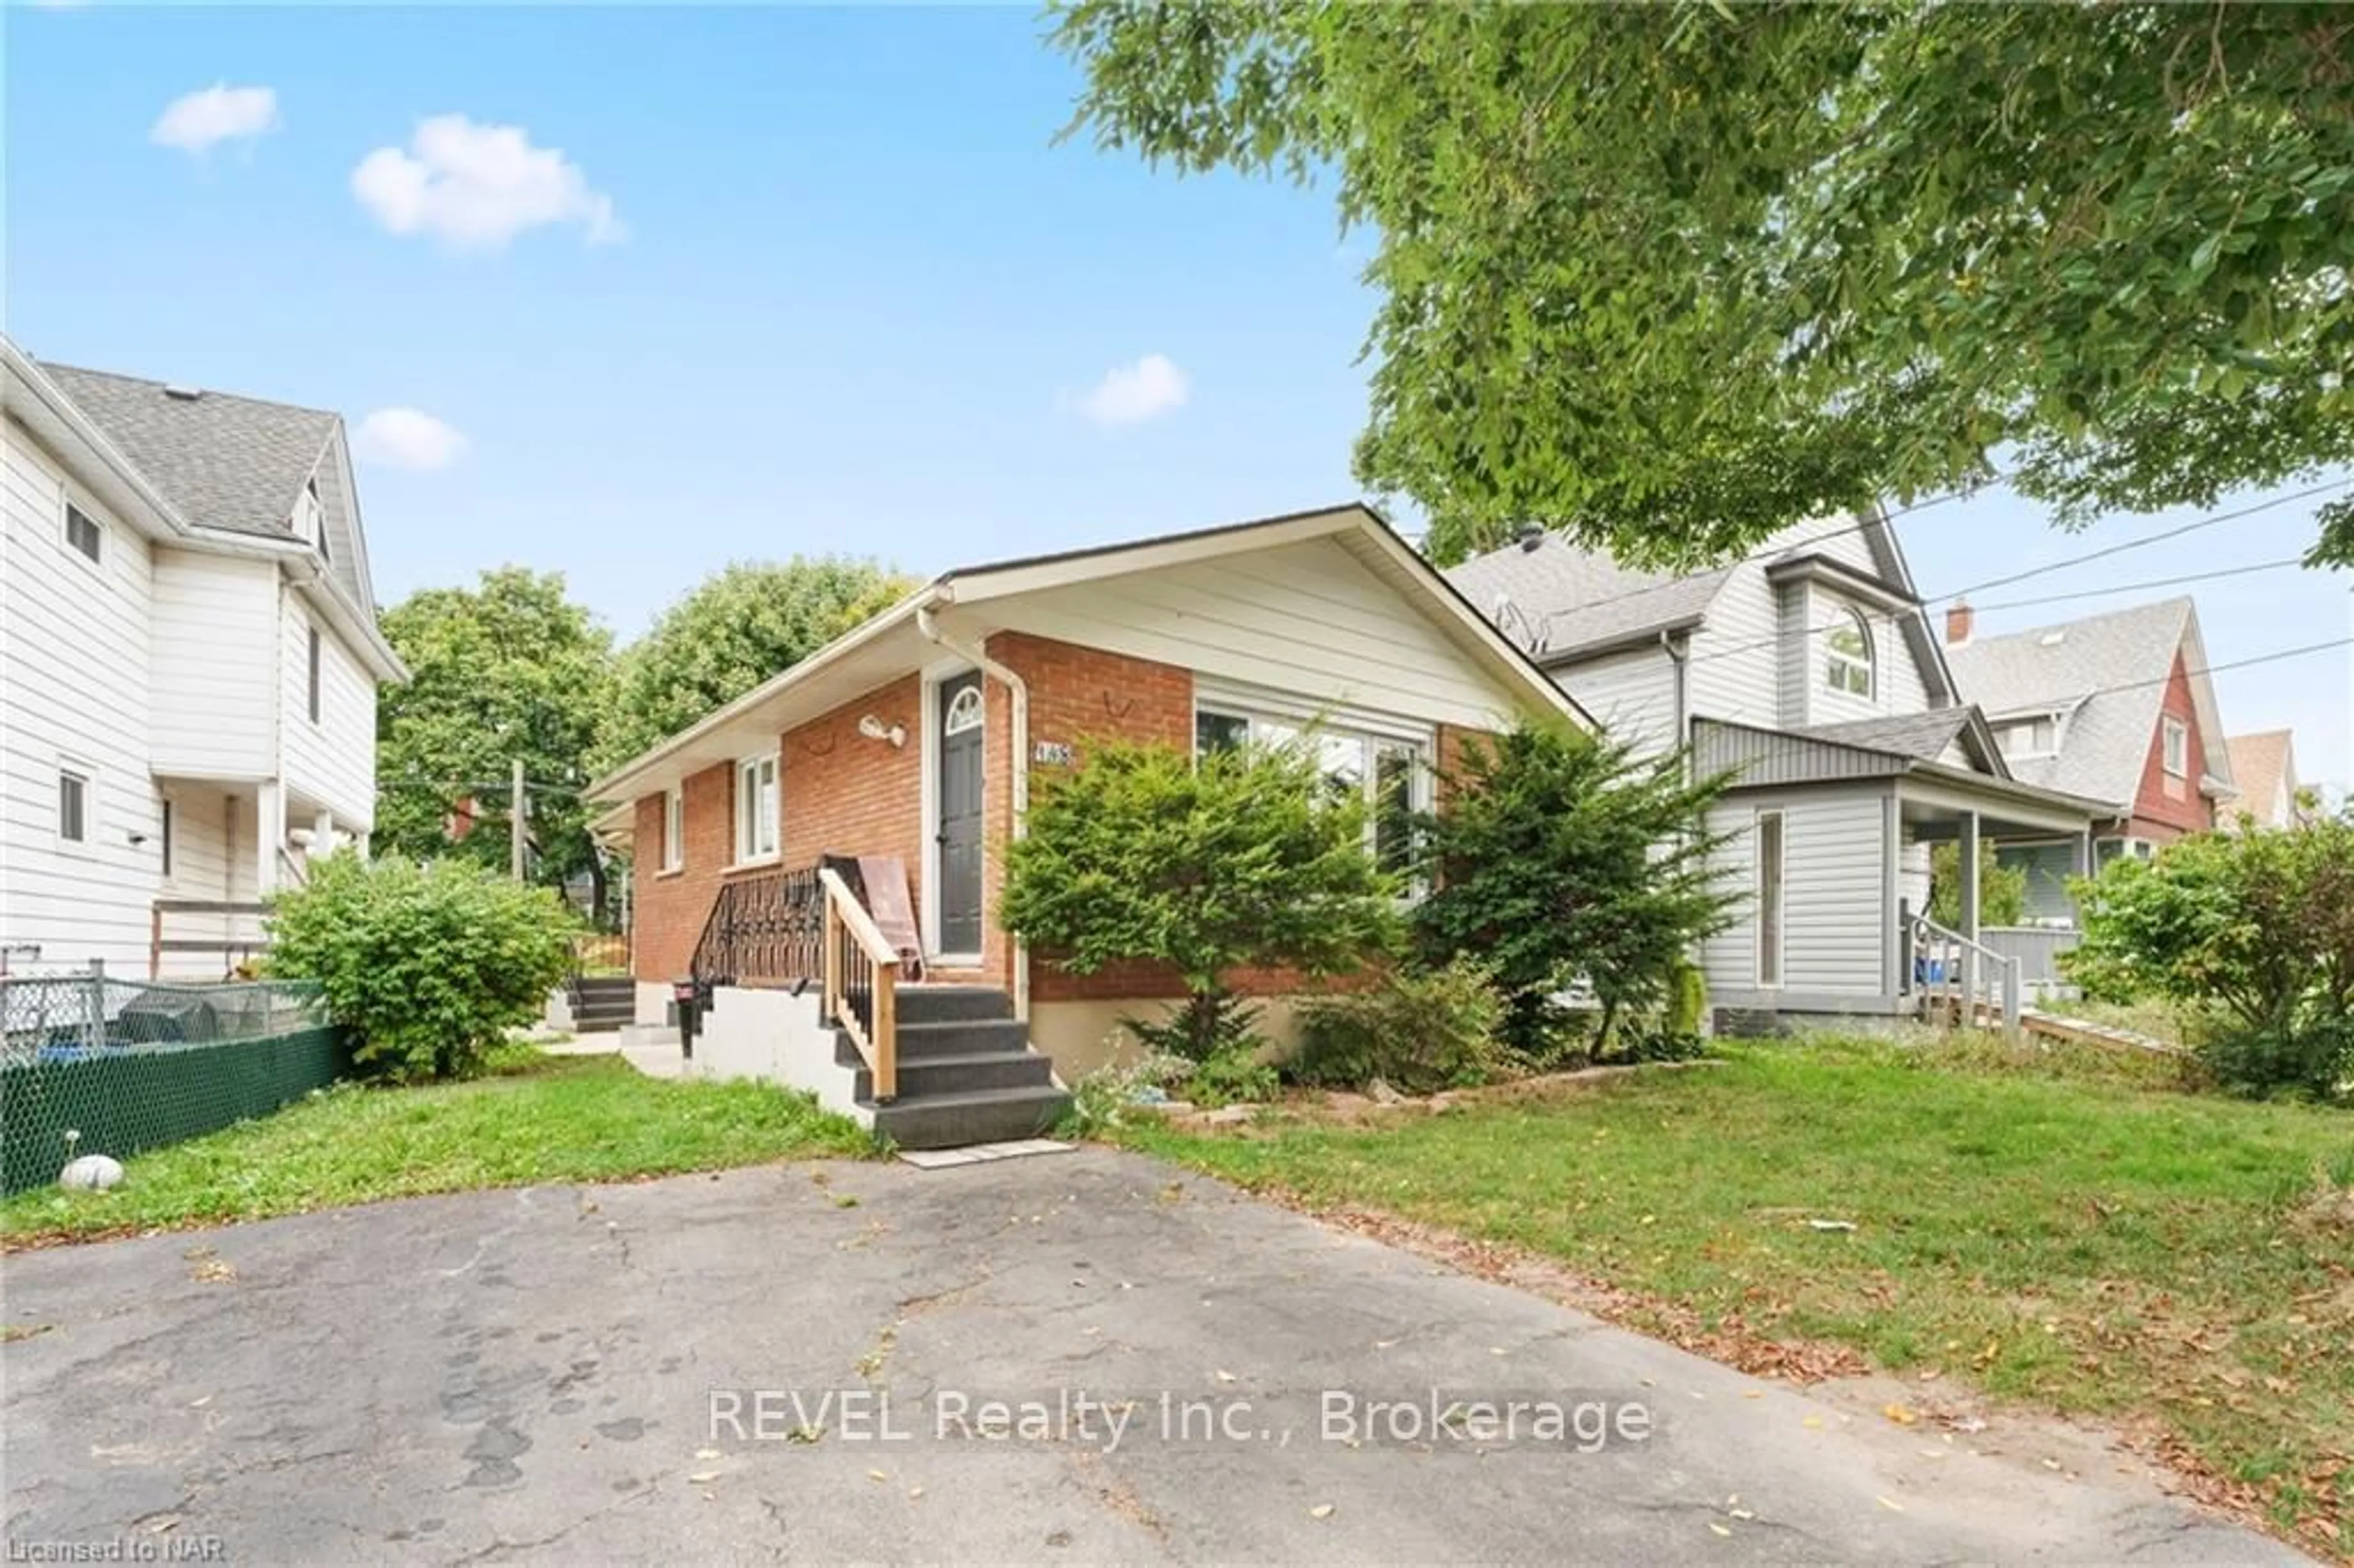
0 1149 2304 1564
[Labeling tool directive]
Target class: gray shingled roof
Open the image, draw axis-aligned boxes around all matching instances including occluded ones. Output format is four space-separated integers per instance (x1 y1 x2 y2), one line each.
1446 535 1734 661
1791 709 1981 764
1945 597 2196 809
37 361 337 539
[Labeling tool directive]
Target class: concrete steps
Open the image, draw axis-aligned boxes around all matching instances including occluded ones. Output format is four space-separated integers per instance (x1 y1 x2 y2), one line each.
570 976 636 1035
840 984 1069 1150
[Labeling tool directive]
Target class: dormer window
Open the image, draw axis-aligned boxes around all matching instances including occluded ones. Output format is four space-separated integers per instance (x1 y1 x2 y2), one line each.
1823 610 1874 698
1997 716 2059 759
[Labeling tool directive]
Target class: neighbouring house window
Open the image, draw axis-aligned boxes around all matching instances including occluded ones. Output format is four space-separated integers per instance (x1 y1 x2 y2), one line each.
306 625 323 724
307 478 332 562
735 753 779 863
65 503 102 563
161 798 175 877
58 769 89 844
2162 717 2188 777
661 788 684 872
1823 610 1873 698
1193 702 1430 874
1755 810 1785 988
2095 837 2155 868
1997 717 2058 759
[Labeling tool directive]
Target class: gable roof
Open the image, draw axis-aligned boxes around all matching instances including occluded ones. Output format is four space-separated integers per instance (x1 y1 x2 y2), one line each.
35 362 338 541
1445 508 1959 703
1446 538 1734 662
589 503 1590 810
1945 596 2230 809
2224 730 2297 825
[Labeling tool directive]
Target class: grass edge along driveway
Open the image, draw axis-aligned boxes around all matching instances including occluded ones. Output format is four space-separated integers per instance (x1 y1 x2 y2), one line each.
1 1049 870 1248
1119 1038 2354 1556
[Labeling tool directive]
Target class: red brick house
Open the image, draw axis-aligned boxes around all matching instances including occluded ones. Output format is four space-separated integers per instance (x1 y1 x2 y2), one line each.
586 504 1583 1145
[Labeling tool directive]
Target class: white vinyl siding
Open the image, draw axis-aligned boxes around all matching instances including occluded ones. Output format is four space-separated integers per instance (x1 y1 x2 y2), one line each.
1 419 160 972
150 549 280 778
279 598 376 830
1013 536 1521 732
152 788 266 974
1547 645 1679 759
1702 786 1889 999
1688 558 1785 731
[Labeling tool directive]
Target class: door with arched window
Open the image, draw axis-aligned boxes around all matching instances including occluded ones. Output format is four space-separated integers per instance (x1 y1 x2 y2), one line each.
935 672 986 957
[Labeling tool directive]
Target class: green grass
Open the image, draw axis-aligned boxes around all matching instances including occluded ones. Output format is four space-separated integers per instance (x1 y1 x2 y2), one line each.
1121 1038 2354 1546
1 1048 870 1246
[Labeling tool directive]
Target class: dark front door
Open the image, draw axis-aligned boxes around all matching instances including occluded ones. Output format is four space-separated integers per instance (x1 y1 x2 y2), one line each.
936 672 986 955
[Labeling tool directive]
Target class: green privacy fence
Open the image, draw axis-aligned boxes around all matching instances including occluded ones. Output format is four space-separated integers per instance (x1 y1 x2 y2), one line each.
1 975 349 1197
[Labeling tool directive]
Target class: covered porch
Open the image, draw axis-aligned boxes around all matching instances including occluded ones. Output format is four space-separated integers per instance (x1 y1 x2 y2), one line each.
149 776 364 979
1693 715 2105 1031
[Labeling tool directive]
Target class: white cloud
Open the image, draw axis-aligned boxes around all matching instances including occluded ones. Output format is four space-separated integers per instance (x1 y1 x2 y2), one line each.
150 84 280 156
352 408 467 471
351 115 625 250
1078 354 1189 427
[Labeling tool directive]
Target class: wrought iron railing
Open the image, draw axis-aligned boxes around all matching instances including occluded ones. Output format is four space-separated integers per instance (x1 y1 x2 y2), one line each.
689 865 828 986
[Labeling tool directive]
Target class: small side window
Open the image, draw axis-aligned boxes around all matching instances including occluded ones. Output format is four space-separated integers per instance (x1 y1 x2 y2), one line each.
65 503 102 564
161 797 175 877
307 625 323 724
661 788 684 872
58 770 89 843
2162 717 2188 778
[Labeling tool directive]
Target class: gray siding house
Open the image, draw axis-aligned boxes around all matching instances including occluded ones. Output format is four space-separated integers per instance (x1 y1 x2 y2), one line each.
1449 513 2105 1027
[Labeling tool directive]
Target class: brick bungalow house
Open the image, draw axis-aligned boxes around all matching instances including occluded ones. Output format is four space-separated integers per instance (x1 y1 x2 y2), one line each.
585 503 1584 1145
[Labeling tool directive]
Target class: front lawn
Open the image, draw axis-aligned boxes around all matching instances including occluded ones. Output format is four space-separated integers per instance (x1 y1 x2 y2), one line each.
1 1048 869 1247
1122 1038 2354 1550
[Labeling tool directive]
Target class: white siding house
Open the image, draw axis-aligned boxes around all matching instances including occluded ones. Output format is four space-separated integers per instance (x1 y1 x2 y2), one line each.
1451 509 2105 1029
0 339 405 978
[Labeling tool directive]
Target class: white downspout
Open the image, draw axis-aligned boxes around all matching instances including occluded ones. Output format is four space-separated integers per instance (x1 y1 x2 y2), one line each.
915 604 1030 1024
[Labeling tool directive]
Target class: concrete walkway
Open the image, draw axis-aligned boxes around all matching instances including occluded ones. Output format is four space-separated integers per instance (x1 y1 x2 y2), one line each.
0 1151 2301 1564
539 1023 689 1081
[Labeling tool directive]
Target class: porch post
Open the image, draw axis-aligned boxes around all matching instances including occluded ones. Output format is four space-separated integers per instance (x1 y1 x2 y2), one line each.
1957 810 1981 1018
2067 829 2093 925
255 781 285 896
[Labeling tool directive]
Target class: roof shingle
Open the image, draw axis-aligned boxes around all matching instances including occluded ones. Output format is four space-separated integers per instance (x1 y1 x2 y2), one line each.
36 361 337 539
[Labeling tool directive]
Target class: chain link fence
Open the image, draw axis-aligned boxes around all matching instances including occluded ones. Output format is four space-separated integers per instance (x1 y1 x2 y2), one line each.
2 972 348 1197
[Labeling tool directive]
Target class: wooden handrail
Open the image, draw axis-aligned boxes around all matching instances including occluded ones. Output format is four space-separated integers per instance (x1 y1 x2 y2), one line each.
818 867 899 1102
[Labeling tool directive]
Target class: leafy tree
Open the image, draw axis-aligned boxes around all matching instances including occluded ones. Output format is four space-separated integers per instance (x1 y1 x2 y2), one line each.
999 736 1400 1059
267 853 576 1083
1051 2 2354 566
1928 840 2028 930
596 558 912 771
377 569 617 919
1412 725 1734 1057
2065 813 2354 1098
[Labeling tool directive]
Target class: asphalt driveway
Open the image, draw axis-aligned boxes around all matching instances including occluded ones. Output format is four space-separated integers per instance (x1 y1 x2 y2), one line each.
1 1149 2299 1564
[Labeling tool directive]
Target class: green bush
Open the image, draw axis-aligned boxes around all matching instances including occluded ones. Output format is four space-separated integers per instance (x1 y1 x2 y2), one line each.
267 853 577 1083
1289 958 1510 1094
1928 840 2028 928
1001 736 1400 1060
1184 1046 1281 1108
1412 723 1734 1056
2065 811 2354 1100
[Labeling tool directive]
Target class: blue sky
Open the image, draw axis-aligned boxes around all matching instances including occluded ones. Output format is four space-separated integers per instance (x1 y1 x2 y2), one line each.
8 5 2348 794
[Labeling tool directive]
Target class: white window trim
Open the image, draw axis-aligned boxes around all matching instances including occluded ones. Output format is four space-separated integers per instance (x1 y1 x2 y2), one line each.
1998 715 2062 762
2161 716 2189 778
1823 609 1874 700
733 750 780 867
61 497 104 570
1189 686 1434 883
56 761 95 858
1754 809 1786 990
660 786 685 875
